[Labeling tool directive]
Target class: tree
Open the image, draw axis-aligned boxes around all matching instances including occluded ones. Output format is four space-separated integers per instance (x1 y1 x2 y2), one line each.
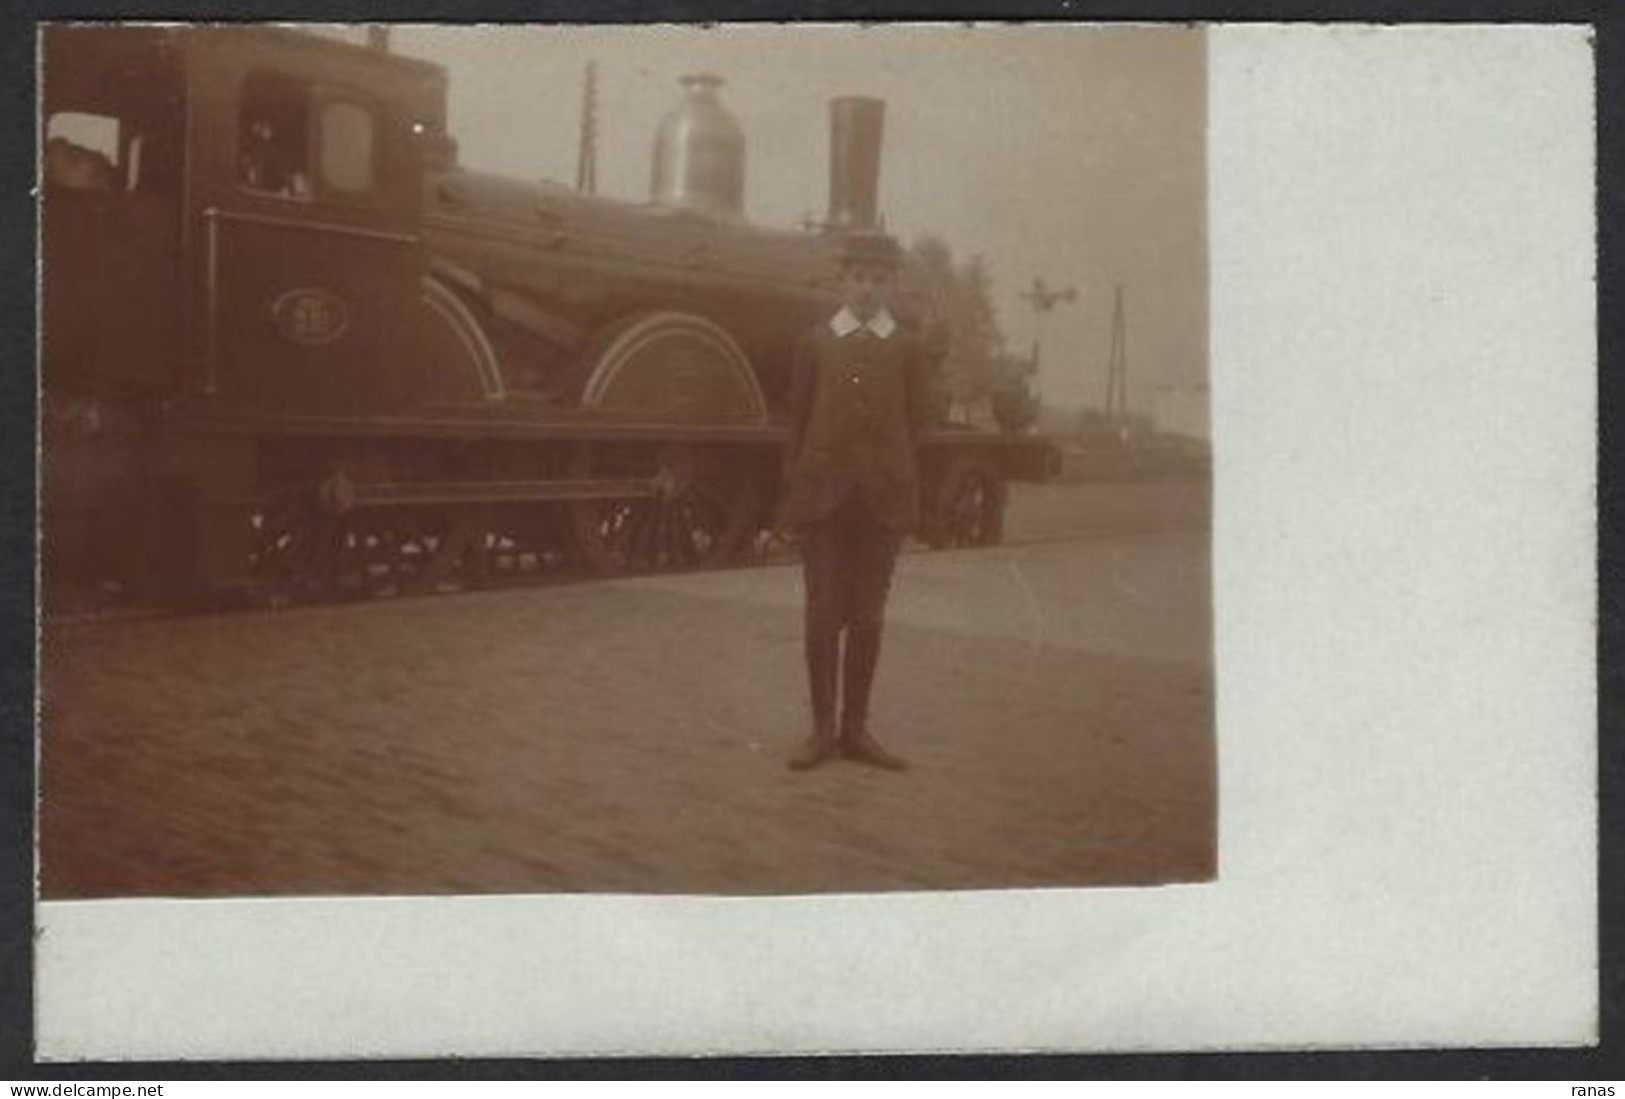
907 235 1005 413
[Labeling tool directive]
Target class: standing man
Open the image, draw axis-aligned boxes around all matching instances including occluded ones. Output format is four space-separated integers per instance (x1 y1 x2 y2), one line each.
780 230 928 772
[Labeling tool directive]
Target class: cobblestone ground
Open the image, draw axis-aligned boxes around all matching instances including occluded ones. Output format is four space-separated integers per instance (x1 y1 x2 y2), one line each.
39 477 1213 897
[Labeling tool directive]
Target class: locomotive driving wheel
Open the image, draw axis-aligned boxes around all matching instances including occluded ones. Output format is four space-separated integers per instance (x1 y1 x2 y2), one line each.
249 488 371 603
566 441 763 575
247 473 424 603
929 455 1007 549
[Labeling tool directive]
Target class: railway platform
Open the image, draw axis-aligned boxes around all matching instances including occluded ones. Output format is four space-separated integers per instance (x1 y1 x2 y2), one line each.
39 477 1214 898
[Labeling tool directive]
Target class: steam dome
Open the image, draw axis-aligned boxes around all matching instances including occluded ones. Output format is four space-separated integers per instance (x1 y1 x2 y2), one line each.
650 73 745 220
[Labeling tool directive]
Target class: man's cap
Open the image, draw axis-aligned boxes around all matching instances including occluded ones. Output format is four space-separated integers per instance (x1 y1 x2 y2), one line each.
839 230 903 272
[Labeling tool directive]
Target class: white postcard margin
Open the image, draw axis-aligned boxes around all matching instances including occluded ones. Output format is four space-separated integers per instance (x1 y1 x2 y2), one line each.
35 23 1597 1060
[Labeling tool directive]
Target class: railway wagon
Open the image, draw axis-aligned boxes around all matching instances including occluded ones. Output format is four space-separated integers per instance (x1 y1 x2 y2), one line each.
40 24 1054 604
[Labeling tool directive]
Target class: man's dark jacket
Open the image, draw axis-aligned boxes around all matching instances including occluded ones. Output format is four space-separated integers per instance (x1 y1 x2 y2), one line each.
778 314 929 534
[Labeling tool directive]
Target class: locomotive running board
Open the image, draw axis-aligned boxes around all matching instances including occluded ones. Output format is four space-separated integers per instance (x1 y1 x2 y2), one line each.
351 478 659 507
164 401 1053 450
164 404 786 446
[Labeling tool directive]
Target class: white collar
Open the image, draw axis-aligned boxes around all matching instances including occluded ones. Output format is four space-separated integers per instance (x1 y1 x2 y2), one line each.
829 306 897 340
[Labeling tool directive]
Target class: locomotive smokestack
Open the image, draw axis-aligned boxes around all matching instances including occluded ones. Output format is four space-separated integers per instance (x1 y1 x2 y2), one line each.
827 96 885 230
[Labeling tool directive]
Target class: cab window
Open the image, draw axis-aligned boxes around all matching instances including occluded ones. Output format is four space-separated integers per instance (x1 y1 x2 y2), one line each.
318 100 375 193
238 71 312 199
45 111 156 194
238 70 379 202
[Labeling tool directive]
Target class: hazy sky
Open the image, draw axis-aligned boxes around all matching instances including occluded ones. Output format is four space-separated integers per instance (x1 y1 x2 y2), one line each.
388 24 1207 411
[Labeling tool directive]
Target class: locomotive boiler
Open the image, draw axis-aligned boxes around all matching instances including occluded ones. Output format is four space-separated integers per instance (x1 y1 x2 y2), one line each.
40 24 1052 605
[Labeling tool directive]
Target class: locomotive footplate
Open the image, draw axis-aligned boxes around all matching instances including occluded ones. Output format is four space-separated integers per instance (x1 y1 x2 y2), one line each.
161 401 788 447
196 476 663 515
347 477 659 507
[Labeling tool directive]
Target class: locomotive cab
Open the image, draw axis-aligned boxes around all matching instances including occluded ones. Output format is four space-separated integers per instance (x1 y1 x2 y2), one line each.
42 27 185 404
42 25 449 418
41 26 451 601
175 27 446 414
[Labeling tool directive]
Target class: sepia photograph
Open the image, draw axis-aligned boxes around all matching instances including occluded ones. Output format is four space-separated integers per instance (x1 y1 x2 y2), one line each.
38 22 1212 900
29 18 1595 1064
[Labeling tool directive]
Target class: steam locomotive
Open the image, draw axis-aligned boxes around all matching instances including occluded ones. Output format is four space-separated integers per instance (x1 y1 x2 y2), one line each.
40 24 1053 604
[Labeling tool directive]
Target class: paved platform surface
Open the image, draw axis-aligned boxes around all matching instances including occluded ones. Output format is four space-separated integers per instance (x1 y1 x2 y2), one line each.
39 477 1214 897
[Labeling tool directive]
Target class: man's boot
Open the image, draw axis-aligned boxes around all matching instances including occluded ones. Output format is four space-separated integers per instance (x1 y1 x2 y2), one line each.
838 625 907 770
790 628 840 771
789 726 838 770
840 724 908 770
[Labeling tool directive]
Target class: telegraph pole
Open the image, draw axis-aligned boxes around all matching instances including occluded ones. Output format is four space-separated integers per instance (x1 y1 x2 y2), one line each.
1103 284 1128 425
576 62 599 195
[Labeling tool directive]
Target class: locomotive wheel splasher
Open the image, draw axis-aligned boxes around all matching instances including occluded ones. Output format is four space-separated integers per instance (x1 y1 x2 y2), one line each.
565 310 767 574
576 310 768 424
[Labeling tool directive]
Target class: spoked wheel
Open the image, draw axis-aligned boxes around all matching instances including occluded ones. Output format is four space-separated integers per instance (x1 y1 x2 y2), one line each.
248 492 576 605
248 491 440 604
455 507 574 587
566 441 764 575
930 456 1007 549
333 508 570 595
249 489 376 603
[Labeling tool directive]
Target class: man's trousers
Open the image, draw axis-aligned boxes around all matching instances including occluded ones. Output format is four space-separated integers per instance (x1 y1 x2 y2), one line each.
800 493 903 738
